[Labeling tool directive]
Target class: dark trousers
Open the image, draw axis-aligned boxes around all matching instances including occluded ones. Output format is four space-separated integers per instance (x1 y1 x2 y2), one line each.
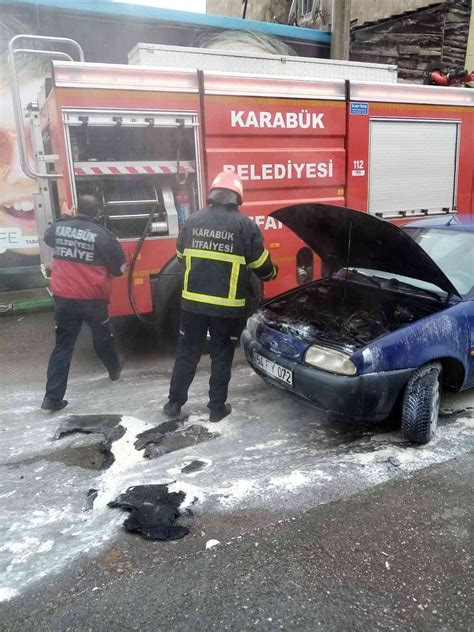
45 297 120 401
168 310 242 410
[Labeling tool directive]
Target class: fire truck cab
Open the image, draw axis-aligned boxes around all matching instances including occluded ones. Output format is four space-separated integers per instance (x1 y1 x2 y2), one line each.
9 36 474 329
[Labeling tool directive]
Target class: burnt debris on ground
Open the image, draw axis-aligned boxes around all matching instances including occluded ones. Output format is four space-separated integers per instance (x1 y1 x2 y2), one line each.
54 415 125 442
108 484 190 541
133 418 185 451
181 459 208 474
83 488 98 512
53 415 126 470
7 435 114 471
141 424 220 460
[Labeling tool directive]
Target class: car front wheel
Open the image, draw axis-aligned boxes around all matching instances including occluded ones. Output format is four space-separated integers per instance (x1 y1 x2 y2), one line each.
401 362 442 444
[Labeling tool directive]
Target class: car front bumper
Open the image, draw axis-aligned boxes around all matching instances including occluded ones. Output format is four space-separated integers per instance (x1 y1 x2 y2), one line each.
241 329 414 423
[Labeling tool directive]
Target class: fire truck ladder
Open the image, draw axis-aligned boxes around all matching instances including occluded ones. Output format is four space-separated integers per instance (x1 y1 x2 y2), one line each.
8 35 85 273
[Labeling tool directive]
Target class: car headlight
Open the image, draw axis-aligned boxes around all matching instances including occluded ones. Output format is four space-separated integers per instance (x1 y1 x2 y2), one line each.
304 345 357 376
246 314 260 339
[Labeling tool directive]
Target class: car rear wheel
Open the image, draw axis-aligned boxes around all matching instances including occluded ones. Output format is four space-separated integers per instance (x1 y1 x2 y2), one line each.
401 362 442 444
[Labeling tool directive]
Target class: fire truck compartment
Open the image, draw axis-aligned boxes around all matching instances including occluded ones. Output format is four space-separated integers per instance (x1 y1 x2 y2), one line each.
68 122 197 163
65 111 200 239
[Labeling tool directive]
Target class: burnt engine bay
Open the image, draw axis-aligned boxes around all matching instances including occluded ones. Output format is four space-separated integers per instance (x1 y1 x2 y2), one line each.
260 279 441 349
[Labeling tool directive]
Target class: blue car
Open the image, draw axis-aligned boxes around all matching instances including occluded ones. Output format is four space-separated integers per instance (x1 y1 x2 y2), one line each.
242 205 474 444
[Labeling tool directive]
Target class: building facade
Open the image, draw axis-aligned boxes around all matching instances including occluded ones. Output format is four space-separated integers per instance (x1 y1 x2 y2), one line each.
206 0 440 27
207 0 473 78
351 0 472 83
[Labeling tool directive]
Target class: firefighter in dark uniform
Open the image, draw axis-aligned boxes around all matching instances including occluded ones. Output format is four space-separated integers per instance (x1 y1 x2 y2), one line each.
164 171 278 422
41 194 126 411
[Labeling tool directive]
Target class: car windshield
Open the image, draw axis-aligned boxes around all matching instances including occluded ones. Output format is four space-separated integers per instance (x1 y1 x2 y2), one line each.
339 227 474 300
341 268 448 299
404 227 474 298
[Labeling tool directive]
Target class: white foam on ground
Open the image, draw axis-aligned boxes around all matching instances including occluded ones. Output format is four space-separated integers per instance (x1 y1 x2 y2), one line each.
215 479 256 508
0 415 187 601
245 439 287 451
1 362 472 603
0 587 19 602
339 414 474 484
168 480 205 509
457 417 474 429
93 415 151 512
269 470 308 491
0 490 16 498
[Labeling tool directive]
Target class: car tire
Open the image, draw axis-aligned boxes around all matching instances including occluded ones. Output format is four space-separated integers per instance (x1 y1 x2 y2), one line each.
401 362 442 444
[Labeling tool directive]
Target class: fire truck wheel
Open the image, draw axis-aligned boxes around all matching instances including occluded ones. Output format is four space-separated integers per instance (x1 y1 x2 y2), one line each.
163 287 181 339
401 362 442 445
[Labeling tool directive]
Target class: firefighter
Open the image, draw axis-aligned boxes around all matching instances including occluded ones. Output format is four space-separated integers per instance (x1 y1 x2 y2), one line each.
41 194 126 411
164 171 278 422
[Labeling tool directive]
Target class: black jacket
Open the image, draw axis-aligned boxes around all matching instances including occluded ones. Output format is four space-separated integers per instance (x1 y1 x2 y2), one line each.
44 215 125 300
176 204 277 317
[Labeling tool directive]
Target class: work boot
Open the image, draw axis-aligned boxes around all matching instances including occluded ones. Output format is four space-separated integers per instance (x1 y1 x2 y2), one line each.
209 404 232 423
163 401 182 417
41 396 68 412
109 361 123 382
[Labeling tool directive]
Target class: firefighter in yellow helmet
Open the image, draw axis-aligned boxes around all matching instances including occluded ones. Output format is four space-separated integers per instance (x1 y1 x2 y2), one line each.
164 171 278 422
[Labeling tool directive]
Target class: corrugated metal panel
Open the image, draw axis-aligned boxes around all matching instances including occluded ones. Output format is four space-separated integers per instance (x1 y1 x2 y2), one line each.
129 43 398 83
369 120 459 216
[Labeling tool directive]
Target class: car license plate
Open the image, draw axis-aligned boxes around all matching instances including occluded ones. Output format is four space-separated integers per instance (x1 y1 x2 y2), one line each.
253 352 293 386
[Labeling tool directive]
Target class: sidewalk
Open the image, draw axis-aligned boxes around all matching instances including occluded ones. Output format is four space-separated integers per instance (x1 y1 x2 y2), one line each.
0 287 53 318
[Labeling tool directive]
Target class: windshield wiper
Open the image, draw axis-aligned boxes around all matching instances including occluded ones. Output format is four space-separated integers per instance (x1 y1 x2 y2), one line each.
345 269 382 288
385 277 445 302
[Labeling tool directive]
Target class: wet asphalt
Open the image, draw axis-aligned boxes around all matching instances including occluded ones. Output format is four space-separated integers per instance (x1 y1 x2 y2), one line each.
0 312 473 630
2 455 472 631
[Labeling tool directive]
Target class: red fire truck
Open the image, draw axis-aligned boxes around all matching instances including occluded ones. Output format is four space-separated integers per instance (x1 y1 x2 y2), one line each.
9 36 474 331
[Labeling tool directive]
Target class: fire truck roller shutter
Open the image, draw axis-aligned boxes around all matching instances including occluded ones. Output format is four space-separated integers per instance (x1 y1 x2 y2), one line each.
368 120 459 215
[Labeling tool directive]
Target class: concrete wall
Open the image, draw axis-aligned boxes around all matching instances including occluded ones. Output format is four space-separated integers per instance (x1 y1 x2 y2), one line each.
206 0 292 22
207 0 442 26
349 0 441 25
207 0 241 18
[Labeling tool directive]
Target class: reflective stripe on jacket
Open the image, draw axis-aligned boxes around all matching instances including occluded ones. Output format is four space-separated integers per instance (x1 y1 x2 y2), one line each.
176 204 276 317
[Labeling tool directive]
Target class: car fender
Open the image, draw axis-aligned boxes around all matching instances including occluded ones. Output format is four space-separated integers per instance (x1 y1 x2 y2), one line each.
352 301 472 388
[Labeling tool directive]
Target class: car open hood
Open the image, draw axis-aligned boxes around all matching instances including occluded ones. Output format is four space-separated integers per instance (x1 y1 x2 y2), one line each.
271 204 461 298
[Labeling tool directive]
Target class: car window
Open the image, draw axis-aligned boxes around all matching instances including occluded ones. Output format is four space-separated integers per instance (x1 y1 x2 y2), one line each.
405 228 474 298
